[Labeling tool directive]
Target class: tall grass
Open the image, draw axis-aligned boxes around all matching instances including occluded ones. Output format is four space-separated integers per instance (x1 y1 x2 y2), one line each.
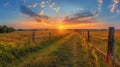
0 32 70 67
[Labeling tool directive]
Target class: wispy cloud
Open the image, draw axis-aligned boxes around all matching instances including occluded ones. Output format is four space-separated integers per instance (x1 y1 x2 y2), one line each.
63 11 96 24
39 1 46 16
20 0 26 3
28 3 38 8
53 7 60 13
40 1 45 8
116 9 120 14
97 0 103 11
74 8 84 11
49 2 55 8
47 0 60 13
110 0 119 13
39 10 44 15
32 3 38 8
20 5 48 22
3 3 9 6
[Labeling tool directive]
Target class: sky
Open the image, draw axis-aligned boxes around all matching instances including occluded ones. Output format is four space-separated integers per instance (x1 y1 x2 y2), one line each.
0 0 120 29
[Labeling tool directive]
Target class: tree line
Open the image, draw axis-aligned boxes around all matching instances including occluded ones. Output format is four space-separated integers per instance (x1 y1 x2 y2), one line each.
0 25 15 33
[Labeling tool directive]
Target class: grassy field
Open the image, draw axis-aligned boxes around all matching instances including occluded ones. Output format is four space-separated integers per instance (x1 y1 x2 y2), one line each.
0 30 119 67
90 30 120 62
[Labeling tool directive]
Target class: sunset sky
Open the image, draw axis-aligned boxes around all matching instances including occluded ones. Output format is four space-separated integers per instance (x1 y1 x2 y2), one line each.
0 0 120 29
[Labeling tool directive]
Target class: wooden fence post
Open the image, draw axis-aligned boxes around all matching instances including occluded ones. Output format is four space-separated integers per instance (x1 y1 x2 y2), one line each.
107 27 115 67
32 30 35 42
88 31 90 42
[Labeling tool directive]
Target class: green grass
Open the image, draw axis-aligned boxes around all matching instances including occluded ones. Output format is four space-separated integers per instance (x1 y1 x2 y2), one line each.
90 31 120 65
0 30 119 67
18 33 74 67
0 32 70 67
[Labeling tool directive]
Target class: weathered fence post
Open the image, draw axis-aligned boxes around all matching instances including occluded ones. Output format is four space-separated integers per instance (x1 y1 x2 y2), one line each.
107 27 115 67
88 31 90 42
32 30 35 42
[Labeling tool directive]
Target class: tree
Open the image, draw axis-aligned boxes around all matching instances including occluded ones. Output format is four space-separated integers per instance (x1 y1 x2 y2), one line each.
0 26 2 33
8 27 15 32
0 25 15 33
1 25 8 33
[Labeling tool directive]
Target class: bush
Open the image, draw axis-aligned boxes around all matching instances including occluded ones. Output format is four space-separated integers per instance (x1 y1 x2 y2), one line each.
0 25 15 33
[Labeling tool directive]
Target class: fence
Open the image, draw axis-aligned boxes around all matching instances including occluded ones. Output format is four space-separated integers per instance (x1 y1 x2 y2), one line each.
32 30 52 42
78 27 120 67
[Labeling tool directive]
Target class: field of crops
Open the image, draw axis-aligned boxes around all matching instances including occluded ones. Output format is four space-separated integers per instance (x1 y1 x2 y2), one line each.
0 30 120 67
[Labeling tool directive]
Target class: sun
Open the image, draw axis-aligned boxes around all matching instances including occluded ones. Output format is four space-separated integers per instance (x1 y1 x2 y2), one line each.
59 25 64 29
58 25 66 35
58 24 66 30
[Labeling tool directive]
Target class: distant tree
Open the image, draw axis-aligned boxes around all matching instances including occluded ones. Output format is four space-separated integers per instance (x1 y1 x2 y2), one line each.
0 25 15 33
8 27 15 32
0 26 2 33
17 29 23 31
2 25 8 33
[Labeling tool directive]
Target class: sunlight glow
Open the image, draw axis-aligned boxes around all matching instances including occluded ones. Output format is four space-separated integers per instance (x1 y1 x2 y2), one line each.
57 23 66 30
59 25 64 29
57 24 66 35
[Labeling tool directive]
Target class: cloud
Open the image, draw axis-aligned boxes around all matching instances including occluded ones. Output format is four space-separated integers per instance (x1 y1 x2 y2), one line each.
20 5 48 22
116 9 120 14
53 7 60 13
74 8 84 11
20 0 26 3
32 3 38 8
47 0 60 13
40 1 45 8
93 10 99 16
49 2 55 8
50 3 60 13
110 0 119 13
63 11 96 24
114 0 119 3
97 0 103 11
28 3 38 8
39 10 44 15
4 3 9 6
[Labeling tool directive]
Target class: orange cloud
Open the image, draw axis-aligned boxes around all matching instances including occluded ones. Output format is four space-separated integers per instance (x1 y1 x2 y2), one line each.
9 19 113 29
16 19 103 29
63 22 109 29
10 20 59 29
